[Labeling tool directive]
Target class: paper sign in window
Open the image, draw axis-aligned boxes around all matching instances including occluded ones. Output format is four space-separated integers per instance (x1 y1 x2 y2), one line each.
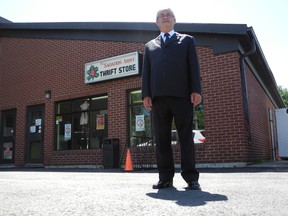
35 119 42 126
97 114 105 130
136 115 145 131
64 124 72 140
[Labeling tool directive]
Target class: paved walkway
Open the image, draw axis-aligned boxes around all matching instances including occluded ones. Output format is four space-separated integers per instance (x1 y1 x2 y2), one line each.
248 160 288 168
1 161 288 216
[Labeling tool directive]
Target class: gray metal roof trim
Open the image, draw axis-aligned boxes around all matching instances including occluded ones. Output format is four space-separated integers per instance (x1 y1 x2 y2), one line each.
0 16 12 23
246 27 285 107
0 22 157 31
177 23 248 35
0 22 248 35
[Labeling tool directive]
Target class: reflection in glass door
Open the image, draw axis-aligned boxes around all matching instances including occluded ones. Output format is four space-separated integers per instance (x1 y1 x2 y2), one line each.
1 109 16 164
26 105 45 164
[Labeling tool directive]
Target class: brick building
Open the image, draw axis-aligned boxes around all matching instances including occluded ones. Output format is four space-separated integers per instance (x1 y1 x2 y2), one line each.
0 18 285 168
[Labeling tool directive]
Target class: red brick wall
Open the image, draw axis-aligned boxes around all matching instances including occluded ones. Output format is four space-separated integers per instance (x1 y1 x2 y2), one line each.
0 37 275 167
245 65 275 161
196 47 248 163
0 38 144 166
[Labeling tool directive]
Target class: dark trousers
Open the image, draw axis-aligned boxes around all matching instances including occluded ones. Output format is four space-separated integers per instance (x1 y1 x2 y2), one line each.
152 96 199 183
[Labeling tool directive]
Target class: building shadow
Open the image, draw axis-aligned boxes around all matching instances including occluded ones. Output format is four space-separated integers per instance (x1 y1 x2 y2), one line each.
146 187 228 207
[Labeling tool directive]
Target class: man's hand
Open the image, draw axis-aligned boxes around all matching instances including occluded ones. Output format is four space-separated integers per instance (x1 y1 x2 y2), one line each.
191 93 202 106
143 96 152 110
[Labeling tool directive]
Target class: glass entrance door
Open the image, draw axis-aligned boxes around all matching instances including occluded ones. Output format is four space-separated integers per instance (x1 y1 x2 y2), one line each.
0 109 16 164
26 105 45 164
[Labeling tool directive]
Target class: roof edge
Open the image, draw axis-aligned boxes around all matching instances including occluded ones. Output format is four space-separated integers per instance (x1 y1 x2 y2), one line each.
0 16 12 23
0 21 248 35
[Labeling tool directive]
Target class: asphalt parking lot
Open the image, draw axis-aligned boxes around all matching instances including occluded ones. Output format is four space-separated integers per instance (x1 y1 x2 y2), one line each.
1 161 288 216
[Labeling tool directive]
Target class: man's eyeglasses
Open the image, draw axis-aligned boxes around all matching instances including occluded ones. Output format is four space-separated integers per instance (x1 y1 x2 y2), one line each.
158 13 174 19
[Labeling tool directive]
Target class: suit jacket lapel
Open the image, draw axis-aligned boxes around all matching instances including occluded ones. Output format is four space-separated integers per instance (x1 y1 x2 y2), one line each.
168 33 177 45
155 35 162 46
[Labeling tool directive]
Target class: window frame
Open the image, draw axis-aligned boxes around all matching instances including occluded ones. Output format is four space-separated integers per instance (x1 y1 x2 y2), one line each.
54 94 108 151
127 89 154 147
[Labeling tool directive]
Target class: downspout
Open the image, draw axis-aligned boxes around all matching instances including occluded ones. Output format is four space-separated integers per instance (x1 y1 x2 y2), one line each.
269 109 276 161
239 28 256 146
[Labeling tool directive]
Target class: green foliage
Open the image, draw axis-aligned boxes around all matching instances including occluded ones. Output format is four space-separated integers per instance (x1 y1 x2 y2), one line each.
278 86 288 106
194 103 204 130
195 110 204 129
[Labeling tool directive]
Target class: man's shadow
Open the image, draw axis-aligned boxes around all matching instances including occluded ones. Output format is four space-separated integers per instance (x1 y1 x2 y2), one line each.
146 187 228 207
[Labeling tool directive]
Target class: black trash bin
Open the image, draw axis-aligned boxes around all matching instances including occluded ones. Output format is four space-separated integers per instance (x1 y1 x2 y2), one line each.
102 138 120 169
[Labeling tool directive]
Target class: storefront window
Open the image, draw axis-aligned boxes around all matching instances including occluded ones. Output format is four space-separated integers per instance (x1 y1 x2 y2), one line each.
128 90 153 147
55 95 108 150
127 90 204 147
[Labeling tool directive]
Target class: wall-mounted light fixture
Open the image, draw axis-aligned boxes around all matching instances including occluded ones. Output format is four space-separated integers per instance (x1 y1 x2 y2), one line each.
44 90 51 99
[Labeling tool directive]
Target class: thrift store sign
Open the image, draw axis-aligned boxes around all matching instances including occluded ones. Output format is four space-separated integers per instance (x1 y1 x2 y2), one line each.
85 51 140 84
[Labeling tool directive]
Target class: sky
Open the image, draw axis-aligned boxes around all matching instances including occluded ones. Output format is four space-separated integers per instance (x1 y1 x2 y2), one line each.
1 0 287 89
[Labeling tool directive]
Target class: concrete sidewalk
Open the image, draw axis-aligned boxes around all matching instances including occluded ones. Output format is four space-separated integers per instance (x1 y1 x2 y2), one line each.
248 160 288 168
1 163 288 216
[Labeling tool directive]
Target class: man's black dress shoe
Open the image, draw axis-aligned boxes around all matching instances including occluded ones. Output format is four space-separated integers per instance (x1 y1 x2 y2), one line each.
187 180 201 190
152 180 173 189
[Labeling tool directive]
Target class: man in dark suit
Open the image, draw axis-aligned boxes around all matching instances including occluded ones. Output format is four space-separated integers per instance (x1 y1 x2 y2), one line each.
142 8 202 190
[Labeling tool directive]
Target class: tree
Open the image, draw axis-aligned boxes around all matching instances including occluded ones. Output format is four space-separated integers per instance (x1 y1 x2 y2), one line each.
278 86 288 106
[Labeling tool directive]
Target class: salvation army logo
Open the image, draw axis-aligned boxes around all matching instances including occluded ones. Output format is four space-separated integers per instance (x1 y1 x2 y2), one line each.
87 65 99 81
135 115 145 131
137 119 144 127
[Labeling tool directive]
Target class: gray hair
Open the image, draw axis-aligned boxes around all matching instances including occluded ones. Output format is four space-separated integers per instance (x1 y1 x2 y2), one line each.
156 8 175 21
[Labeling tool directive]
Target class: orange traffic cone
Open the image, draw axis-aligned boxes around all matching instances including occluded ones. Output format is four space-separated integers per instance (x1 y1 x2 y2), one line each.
124 148 134 171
